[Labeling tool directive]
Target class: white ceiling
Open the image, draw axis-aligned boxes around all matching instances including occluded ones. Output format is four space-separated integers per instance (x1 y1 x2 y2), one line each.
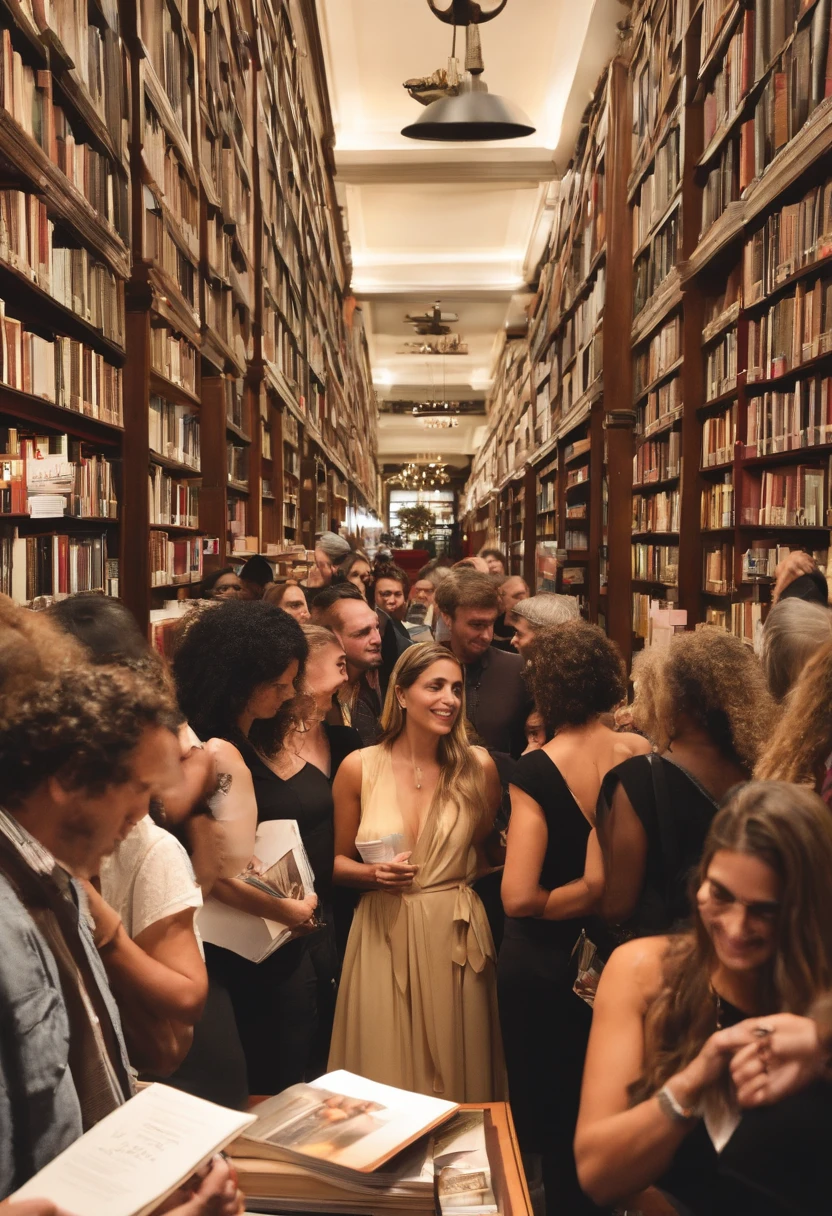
315 0 626 466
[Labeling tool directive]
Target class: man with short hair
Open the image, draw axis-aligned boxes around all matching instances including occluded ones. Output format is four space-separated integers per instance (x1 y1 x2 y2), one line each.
510 593 580 657
434 571 530 758
320 596 411 745
372 563 409 623
238 554 274 600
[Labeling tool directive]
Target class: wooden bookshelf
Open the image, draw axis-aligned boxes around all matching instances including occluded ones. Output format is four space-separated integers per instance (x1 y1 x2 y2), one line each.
0 0 379 625
465 0 832 658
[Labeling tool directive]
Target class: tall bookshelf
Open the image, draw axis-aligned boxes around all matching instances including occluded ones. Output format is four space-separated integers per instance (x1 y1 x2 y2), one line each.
0 0 379 628
464 0 832 657
463 57 635 655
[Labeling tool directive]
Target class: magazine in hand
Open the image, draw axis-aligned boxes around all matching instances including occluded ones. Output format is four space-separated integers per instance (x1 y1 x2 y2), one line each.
198 818 316 963
236 1070 458 1175
11 1083 255 1216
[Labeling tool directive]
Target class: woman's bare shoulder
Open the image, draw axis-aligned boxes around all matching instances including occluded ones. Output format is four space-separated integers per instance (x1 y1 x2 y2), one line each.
205 737 246 770
612 731 652 762
602 934 673 1006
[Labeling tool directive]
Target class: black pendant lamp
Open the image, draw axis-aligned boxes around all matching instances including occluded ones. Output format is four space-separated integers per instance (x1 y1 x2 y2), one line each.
402 0 535 143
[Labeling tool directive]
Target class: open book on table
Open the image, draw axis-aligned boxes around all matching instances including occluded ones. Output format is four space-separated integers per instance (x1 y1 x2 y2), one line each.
198 818 316 962
234 1069 458 1176
11 1083 255 1216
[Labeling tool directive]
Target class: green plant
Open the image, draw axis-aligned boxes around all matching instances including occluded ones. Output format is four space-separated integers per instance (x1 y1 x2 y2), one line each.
396 504 435 538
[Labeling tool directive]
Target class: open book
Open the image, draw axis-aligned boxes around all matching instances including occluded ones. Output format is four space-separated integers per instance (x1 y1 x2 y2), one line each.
198 818 316 962
435 1111 498 1215
235 1070 458 1175
11 1083 255 1216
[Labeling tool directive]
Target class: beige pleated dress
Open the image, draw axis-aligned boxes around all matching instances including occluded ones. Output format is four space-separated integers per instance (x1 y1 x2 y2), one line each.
328 746 507 1102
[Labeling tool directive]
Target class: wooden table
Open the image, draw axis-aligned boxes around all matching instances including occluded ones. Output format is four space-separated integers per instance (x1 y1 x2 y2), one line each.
240 1098 532 1216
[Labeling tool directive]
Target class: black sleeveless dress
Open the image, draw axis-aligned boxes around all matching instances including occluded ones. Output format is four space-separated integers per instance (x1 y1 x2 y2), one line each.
496 749 600 1215
658 996 832 1215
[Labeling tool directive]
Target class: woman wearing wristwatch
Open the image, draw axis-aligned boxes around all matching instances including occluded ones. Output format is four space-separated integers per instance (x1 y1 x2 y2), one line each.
575 780 832 1216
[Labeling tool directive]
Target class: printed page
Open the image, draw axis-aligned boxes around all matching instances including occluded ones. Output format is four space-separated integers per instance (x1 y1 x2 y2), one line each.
12 1083 255 1216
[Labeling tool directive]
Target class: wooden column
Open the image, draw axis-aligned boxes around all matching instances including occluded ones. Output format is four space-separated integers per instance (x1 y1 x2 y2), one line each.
121 308 151 627
602 56 635 663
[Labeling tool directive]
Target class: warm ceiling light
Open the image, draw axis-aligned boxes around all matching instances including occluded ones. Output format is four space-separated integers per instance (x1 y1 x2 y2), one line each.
402 1 534 143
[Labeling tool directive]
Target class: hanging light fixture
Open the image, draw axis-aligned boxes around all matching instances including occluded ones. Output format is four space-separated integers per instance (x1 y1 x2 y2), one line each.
402 1 535 143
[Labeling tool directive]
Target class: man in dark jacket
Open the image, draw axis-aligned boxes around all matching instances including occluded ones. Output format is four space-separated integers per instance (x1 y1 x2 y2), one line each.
434 570 531 760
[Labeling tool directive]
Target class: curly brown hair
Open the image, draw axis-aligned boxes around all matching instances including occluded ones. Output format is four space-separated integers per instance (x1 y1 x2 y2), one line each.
527 620 627 732
755 638 832 787
0 596 180 805
631 628 774 770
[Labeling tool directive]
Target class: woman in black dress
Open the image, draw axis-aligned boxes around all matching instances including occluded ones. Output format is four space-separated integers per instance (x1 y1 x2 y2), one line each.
174 600 318 1099
499 621 650 1215
598 630 775 936
255 625 361 1073
576 781 832 1216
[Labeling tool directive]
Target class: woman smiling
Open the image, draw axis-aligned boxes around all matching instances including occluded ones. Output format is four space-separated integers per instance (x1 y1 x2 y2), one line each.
575 781 832 1216
328 642 506 1102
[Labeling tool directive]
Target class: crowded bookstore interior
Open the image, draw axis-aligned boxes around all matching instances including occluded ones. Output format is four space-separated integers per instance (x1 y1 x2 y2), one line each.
3 0 832 1214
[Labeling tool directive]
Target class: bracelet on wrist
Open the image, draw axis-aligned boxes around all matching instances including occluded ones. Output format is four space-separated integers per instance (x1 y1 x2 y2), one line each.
656 1082 701 1125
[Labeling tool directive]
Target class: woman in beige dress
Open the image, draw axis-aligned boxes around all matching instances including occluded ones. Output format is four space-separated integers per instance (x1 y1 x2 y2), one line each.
328 642 506 1102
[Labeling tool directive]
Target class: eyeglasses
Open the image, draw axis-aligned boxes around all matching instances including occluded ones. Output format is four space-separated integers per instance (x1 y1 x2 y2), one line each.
703 877 780 925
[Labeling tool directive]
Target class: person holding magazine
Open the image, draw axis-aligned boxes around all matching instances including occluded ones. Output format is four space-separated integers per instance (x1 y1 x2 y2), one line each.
173 600 319 1099
328 642 507 1103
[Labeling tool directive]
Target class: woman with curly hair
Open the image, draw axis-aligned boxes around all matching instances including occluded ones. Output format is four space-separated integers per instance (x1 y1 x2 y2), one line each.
173 599 320 1098
498 620 650 1215
597 630 775 937
576 781 832 1215
755 638 832 791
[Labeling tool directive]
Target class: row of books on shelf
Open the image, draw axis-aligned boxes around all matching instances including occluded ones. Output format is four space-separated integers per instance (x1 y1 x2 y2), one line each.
741 462 825 525
150 529 203 588
638 375 683 436
45 0 123 138
149 396 200 469
702 404 737 465
704 541 733 591
564 529 588 549
635 431 681 483
1 431 117 519
150 326 197 396
634 213 679 317
634 316 682 397
702 475 735 528
747 274 832 379
633 541 679 584
143 108 199 256
632 128 681 250
0 525 118 601
746 375 832 453
0 29 125 237
630 0 684 162
144 198 198 316
703 600 764 645
705 330 739 401
744 174 832 304
228 496 247 538
703 0 832 236
149 466 199 529
139 0 195 149
633 488 680 532
0 306 123 424
0 190 124 343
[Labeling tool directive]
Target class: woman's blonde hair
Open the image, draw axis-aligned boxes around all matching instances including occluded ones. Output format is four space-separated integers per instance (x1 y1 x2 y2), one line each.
301 624 342 654
631 629 774 770
634 781 832 1100
755 639 832 787
378 642 487 826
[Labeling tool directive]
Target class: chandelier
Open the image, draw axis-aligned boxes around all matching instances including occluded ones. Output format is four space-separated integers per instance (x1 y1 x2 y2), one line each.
386 462 452 489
